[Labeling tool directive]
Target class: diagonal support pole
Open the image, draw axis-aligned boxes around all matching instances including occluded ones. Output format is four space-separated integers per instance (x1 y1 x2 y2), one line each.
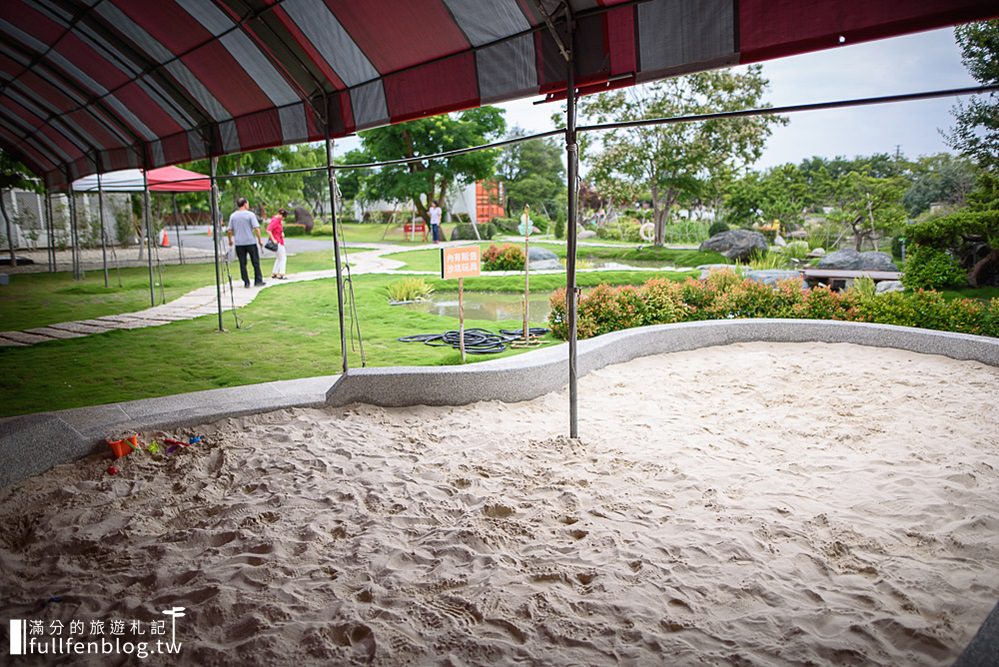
326 130 349 375
209 156 224 333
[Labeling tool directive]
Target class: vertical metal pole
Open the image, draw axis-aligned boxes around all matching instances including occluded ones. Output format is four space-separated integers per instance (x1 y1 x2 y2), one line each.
172 194 185 264
209 157 224 332
97 168 109 288
326 130 349 375
141 166 154 306
67 176 82 280
565 27 579 439
4 189 16 268
44 191 55 272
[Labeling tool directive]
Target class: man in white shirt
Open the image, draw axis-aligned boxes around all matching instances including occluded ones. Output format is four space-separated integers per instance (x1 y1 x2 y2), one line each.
428 200 442 244
226 197 266 287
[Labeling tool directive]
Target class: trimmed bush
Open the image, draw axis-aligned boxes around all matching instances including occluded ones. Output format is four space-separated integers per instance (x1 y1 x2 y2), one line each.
708 221 730 236
310 224 334 235
596 217 642 242
482 243 525 271
451 223 496 241
283 223 307 237
902 245 967 290
548 274 999 340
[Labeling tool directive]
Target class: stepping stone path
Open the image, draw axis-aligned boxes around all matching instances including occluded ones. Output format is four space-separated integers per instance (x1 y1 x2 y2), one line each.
0 244 413 347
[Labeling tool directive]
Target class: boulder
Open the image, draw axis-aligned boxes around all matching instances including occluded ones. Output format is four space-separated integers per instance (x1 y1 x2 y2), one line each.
527 246 562 271
807 247 826 258
699 229 768 261
875 280 905 294
817 249 898 271
745 270 805 288
578 230 597 239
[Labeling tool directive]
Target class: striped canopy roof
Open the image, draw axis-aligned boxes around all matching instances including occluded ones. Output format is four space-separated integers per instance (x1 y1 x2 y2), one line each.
1 0 995 190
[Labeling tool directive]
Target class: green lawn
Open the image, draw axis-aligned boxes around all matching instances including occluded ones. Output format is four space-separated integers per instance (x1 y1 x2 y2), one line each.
942 286 999 302
0 271 686 417
381 242 726 271
307 222 461 245
0 250 365 331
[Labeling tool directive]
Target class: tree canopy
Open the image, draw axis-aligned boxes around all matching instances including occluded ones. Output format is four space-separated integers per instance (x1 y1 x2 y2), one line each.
497 129 565 220
947 19 999 172
579 66 784 245
348 107 506 223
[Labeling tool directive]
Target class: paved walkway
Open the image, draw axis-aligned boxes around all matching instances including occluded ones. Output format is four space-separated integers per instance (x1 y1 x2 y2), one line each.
0 242 451 346
0 238 696 347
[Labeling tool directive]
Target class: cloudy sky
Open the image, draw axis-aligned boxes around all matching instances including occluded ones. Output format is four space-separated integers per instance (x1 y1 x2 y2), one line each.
333 26 980 171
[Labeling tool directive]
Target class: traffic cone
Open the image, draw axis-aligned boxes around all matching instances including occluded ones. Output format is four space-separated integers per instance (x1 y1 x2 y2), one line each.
160 229 170 247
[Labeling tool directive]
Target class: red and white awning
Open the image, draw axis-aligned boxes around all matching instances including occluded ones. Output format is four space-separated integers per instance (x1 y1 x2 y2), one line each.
0 0 995 190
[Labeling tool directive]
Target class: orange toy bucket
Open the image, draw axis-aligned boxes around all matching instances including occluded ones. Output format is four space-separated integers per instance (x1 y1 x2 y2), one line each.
106 434 138 459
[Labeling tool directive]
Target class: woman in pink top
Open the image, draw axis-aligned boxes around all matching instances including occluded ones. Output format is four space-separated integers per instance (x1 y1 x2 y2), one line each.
267 209 287 279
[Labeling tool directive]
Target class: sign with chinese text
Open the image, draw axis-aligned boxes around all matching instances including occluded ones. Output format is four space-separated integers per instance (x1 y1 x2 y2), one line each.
440 246 481 279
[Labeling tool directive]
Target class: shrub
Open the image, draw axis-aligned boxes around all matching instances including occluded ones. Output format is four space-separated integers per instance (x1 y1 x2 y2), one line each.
902 245 967 290
482 243 525 271
554 216 566 240
310 224 334 235
708 221 730 236
283 223 307 237
793 286 846 321
450 223 496 241
847 276 877 299
596 217 642 242
387 278 434 303
576 284 643 338
907 209 999 249
548 287 568 339
640 278 690 325
546 274 998 340
747 250 787 270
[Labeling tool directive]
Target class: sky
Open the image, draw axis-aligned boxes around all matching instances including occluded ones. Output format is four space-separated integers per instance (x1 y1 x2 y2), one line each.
335 26 979 172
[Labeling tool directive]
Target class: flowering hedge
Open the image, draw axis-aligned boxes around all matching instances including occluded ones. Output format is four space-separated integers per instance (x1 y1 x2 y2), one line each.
483 244 525 271
548 270 999 339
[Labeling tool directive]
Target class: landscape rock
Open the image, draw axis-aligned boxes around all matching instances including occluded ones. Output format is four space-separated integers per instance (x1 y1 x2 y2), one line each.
292 207 314 233
699 229 768 261
817 249 898 272
578 230 597 239
745 270 805 288
527 246 562 271
876 280 905 294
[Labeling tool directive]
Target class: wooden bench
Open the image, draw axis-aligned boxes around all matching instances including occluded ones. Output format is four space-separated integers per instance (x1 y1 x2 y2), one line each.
800 269 902 290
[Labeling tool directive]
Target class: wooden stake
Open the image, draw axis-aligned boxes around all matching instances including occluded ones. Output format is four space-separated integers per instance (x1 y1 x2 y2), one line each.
459 276 466 363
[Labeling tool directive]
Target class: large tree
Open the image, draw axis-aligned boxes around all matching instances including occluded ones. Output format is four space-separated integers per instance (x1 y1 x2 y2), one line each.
947 19 999 172
497 128 565 219
185 144 324 218
351 107 506 224
828 171 907 251
580 66 784 246
903 153 977 216
723 163 809 231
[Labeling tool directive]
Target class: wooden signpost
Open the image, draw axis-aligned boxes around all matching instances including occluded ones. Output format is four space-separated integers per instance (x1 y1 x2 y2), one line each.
440 245 481 362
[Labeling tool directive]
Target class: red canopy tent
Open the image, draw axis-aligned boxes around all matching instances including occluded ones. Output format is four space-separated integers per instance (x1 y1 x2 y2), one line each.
0 0 993 189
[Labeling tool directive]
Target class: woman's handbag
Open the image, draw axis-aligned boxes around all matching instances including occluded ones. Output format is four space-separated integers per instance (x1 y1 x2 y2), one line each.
264 239 278 252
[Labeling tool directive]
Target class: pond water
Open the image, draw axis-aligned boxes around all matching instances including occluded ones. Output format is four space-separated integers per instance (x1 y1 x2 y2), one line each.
577 258 669 270
400 291 552 322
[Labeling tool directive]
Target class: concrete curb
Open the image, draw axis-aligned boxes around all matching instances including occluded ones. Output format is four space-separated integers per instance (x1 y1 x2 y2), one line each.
0 375 337 489
326 319 999 407
3 320 998 490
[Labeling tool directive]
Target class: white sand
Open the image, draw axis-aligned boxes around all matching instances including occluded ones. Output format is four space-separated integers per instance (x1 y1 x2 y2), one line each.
2 342 998 665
